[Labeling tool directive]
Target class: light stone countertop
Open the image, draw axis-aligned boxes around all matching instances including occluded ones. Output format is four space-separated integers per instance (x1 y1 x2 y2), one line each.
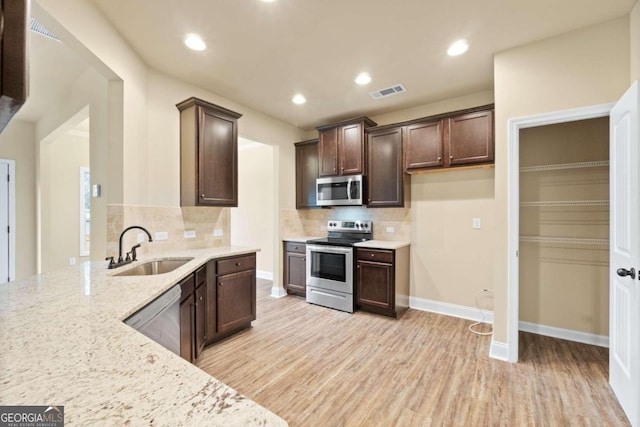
354 240 411 250
0 247 287 426
282 236 322 243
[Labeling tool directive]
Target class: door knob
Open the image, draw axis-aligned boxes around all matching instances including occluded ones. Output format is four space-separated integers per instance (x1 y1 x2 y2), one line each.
616 267 636 279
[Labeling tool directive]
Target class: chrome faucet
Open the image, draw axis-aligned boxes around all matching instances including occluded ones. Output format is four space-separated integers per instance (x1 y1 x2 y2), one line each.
106 226 154 269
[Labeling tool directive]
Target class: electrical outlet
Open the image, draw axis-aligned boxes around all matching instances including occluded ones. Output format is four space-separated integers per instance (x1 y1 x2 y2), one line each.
69 257 76 266
320 225 327 231
184 230 196 239
473 218 481 229
137 233 145 243
386 226 395 233
154 231 169 241
213 229 224 237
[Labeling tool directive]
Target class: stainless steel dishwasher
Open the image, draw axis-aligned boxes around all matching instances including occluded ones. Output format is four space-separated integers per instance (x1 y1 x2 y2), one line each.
124 285 181 355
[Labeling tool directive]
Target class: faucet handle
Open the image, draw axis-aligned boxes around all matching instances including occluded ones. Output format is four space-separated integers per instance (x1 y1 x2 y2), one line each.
130 244 141 261
105 257 115 269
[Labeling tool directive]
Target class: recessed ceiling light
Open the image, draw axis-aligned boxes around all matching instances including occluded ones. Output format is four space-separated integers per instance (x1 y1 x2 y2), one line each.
447 39 468 56
292 94 306 105
355 73 372 85
185 33 206 51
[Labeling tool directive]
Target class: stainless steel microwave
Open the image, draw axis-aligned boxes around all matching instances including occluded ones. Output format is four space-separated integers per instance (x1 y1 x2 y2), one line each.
316 175 364 206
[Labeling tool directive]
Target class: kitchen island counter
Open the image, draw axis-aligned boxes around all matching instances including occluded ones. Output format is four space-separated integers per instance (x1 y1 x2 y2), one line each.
0 247 286 426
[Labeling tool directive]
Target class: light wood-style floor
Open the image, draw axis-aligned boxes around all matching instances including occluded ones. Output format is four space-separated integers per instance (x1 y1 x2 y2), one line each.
197 280 629 426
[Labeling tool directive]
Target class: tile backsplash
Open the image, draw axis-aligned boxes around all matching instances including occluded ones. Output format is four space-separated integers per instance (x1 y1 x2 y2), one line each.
107 204 230 257
280 207 411 242
108 204 410 260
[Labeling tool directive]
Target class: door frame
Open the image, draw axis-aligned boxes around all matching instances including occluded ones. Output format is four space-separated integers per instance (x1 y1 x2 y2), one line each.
0 159 16 282
505 102 614 362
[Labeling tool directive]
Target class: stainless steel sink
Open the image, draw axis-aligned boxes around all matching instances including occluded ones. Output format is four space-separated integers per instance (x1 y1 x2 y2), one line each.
113 258 194 276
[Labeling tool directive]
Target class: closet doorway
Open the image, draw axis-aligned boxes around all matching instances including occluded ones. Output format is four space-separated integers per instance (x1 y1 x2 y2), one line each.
518 117 609 347
506 102 613 363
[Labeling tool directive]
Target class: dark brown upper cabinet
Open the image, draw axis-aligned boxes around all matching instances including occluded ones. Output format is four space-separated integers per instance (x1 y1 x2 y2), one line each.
0 0 29 134
317 117 376 176
404 120 444 170
177 97 242 207
445 109 494 166
403 105 494 173
367 126 408 207
295 139 319 209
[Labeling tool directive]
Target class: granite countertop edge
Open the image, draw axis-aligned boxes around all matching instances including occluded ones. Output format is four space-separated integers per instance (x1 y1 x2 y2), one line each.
0 246 287 426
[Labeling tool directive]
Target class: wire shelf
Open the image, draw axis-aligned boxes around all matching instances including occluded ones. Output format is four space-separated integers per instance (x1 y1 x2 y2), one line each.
520 160 609 173
519 236 609 246
520 200 609 207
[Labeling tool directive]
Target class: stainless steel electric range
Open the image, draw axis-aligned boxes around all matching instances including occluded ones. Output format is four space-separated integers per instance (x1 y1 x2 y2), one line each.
305 220 372 313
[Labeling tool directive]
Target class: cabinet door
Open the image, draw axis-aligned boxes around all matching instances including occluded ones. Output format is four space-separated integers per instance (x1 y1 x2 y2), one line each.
217 270 256 334
194 283 207 359
205 260 217 343
285 252 307 296
367 127 404 207
318 128 339 176
339 122 364 175
404 120 444 170
180 295 194 362
0 0 28 133
198 106 238 206
357 260 394 313
295 140 319 208
445 110 494 166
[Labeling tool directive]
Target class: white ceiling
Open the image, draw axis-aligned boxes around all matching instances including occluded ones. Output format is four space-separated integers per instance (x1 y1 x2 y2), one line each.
20 0 637 130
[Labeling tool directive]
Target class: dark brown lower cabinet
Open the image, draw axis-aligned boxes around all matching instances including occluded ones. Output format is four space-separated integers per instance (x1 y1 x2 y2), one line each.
283 242 306 297
179 274 195 362
216 254 257 336
217 270 256 333
179 253 256 363
194 265 207 359
356 246 410 318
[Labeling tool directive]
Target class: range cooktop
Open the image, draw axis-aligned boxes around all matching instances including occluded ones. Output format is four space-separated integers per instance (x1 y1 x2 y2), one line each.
306 220 373 247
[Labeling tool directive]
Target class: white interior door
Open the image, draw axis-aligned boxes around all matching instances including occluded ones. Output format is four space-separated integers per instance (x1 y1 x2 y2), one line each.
610 81 640 427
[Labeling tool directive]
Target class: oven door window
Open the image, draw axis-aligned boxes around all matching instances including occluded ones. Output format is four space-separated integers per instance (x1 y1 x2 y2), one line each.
309 250 346 282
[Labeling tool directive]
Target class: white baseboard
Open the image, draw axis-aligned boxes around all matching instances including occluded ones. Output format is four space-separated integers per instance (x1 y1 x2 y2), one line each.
519 321 609 348
490 340 510 362
270 286 286 298
257 270 273 281
409 296 494 324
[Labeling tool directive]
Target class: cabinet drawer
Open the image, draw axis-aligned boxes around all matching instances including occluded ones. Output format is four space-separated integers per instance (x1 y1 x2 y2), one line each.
285 242 306 254
217 254 256 276
180 274 195 302
357 249 393 263
196 265 207 287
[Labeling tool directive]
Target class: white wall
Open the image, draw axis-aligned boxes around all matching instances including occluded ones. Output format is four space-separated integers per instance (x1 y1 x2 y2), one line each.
493 17 630 345
40 132 90 273
232 141 275 278
0 120 37 280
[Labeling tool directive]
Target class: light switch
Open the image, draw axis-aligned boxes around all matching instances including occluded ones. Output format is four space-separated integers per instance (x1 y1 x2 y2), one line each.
472 218 481 229
386 227 395 233
184 230 196 239
213 229 224 237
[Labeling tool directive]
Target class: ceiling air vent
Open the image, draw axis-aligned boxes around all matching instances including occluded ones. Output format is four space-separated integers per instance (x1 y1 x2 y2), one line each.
370 84 406 100
30 18 60 41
